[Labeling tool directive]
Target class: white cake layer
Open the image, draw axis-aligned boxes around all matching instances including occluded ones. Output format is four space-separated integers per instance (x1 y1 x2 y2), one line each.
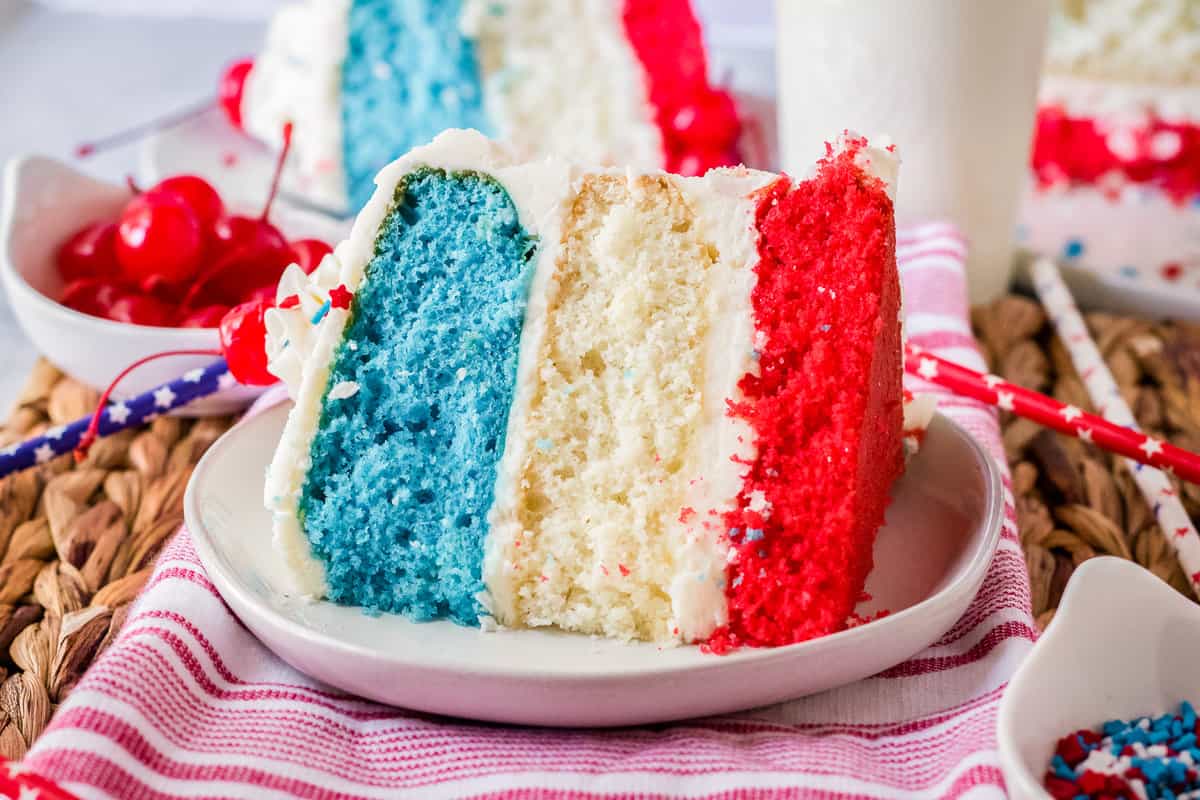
263 130 905 640
242 0 350 212
460 0 663 170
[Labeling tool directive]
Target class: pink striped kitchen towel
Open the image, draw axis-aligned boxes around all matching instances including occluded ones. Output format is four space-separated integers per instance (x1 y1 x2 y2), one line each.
18 222 1034 799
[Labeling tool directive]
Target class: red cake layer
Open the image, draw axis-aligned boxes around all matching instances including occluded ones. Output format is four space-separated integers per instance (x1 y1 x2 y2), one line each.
1032 104 1200 203
621 0 741 176
707 139 904 652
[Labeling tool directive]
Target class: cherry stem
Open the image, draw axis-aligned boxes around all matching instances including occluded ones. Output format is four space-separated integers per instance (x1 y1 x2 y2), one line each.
73 348 222 463
75 98 216 159
125 175 143 196
260 121 294 222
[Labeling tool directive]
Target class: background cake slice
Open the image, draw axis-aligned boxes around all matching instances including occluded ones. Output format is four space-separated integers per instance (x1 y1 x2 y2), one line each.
1022 0 1200 284
236 0 742 212
263 129 907 649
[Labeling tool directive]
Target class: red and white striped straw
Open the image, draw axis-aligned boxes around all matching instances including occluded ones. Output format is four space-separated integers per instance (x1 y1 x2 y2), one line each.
1029 256 1200 593
902 345 1200 485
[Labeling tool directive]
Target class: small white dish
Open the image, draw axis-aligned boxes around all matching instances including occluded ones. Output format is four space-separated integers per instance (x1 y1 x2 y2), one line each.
141 107 348 218
184 404 1003 727
998 557 1200 799
0 155 347 416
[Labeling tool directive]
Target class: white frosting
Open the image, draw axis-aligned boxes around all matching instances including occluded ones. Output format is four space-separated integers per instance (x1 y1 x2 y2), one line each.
1046 0 1200 84
664 169 773 640
461 0 664 169
242 0 350 212
1040 73 1200 123
264 130 902 640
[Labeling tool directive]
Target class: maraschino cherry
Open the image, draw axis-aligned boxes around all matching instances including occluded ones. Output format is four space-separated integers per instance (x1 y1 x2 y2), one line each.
115 191 205 289
178 304 231 329
290 239 333 274
56 222 120 283
218 58 255 131
152 175 225 229
105 294 175 327
219 297 277 386
59 279 123 318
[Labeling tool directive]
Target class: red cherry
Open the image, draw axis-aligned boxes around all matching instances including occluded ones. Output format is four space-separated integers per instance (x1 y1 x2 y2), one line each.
290 239 333 274
219 298 276 385
59 278 124 318
211 214 287 255
56 222 120 282
215 244 295 306
105 294 175 327
178 304 231 328
219 58 254 131
115 191 204 288
671 89 741 149
151 175 225 230
248 285 278 306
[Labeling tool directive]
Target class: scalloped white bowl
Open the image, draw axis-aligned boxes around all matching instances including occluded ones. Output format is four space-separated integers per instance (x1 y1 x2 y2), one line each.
998 557 1200 799
0 156 346 416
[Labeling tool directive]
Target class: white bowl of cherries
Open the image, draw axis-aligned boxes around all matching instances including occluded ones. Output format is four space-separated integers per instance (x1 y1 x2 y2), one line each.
0 152 345 416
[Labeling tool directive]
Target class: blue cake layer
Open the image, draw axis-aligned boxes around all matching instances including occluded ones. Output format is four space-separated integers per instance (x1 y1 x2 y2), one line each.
341 0 490 210
299 168 536 624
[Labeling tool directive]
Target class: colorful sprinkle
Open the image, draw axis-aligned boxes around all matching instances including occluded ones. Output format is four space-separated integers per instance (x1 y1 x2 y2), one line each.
311 299 332 325
1046 701 1200 799
329 284 354 309
1162 262 1184 281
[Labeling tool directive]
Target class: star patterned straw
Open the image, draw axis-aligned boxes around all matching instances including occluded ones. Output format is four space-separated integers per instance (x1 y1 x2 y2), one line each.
1030 255 1200 594
904 345 1200 484
0 359 232 481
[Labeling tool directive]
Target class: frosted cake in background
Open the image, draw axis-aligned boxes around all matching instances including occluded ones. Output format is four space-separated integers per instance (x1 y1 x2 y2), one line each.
1022 0 1200 287
233 0 742 212
262 129 931 651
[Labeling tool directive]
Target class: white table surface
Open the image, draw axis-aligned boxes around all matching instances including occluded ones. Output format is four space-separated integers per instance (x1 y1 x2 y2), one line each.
0 0 773 415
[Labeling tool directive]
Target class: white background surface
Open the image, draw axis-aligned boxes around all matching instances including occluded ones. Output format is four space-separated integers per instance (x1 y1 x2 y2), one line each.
0 0 773 414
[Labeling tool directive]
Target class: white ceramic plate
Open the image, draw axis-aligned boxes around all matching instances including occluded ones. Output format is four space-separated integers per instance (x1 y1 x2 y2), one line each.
998 557 1200 800
184 404 1003 727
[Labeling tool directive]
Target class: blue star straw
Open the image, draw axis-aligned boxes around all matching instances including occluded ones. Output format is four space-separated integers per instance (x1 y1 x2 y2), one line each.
0 357 231 480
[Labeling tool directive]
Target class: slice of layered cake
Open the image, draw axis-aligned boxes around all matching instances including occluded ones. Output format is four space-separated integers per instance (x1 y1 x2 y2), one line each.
263 129 915 650
1023 0 1200 282
234 0 741 212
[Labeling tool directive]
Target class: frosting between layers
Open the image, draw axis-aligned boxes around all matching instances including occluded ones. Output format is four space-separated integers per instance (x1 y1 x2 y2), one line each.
1041 74 1200 122
242 0 350 211
460 0 663 169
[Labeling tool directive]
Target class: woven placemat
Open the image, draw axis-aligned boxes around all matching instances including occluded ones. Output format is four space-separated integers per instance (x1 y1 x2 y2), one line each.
972 295 1200 631
0 359 234 759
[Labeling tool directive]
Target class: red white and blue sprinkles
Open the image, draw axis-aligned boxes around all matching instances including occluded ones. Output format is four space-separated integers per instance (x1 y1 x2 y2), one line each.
1046 702 1200 800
